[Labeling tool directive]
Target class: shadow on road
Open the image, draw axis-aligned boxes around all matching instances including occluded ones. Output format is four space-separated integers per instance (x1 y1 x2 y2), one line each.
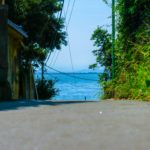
0 100 98 111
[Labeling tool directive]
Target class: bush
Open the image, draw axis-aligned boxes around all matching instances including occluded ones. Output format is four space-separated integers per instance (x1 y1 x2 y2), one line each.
36 79 58 100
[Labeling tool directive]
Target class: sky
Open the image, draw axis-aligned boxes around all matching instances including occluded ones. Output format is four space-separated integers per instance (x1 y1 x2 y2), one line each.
47 0 111 72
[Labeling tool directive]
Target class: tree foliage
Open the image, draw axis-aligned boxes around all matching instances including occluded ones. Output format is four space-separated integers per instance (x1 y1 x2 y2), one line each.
91 0 150 100
6 0 67 100
36 78 58 100
6 0 67 61
90 27 112 70
89 27 112 81
113 0 150 100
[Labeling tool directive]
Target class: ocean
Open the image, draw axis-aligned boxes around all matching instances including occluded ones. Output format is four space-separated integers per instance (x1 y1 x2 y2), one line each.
41 73 101 101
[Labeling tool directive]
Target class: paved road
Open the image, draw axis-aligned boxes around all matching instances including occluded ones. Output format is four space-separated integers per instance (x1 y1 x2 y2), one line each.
0 100 150 150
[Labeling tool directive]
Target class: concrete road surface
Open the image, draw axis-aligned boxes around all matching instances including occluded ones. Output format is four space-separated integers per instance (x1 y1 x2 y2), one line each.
0 100 150 150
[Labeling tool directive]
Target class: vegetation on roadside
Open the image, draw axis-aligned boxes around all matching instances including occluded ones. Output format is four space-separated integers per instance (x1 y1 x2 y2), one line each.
36 78 58 100
90 0 150 100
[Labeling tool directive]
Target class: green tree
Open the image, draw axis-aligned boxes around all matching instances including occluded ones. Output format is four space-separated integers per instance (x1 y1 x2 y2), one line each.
90 27 112 81
113 0 150 100
91 0 150 100
6 0 67 58
6 0 67 100
36 78 58 100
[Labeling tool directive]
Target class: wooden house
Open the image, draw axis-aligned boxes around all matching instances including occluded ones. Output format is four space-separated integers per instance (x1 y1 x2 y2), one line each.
0 5 36 100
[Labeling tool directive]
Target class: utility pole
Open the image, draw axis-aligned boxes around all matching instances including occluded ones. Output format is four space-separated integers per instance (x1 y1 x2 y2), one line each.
112 0 115 79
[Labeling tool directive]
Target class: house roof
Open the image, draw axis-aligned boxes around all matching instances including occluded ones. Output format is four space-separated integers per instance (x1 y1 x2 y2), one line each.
7 19 28 38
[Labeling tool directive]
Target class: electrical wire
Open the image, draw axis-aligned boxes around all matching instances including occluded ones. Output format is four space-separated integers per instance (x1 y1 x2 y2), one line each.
67 35 74 72
62 0 77 72
47 0 76 72
41 72 100 90
45 65 99 82
66 0 76 27
51 50 60 67
64 0 76 73
65 0 71 19
51 36 74 72
45 0 65 64
49 50 57 66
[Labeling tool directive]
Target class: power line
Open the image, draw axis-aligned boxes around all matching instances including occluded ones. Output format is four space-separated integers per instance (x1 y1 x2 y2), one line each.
45 0 65 64
67 35 74 72
45 65 99 82
65 0 71 19
38 71 100 91
49 50 57 66
51 50 60 67
47 0 76 71
44 72 100 90
62 0 77 72
67 0 76 27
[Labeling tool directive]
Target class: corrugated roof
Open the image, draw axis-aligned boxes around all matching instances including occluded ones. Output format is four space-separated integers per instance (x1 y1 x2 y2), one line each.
7 19 28 38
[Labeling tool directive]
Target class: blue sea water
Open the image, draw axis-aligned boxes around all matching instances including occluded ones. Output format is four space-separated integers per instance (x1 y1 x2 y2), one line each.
44 73 102 101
